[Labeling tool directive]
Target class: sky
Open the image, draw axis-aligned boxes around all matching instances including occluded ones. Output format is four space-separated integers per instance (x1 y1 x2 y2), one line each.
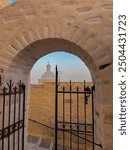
30 52 92 84
10 0 17 3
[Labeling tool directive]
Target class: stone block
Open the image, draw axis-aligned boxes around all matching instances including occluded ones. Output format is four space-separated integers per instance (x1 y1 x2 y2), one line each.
99 66 113 82
103 106 113 125
103 140 113 150
103 124 113 139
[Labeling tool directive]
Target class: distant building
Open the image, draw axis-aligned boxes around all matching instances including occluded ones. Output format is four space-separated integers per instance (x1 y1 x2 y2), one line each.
38 63 55 84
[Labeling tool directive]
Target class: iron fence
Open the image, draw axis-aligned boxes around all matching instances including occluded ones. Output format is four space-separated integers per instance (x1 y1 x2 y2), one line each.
55 66 102 150
0 80 25 150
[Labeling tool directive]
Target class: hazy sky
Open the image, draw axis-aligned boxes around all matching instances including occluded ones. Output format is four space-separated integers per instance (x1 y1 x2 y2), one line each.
10 0 17 3
30 52 92 84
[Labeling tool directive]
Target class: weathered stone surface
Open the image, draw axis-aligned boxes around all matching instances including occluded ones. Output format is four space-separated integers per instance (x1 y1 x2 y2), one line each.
0 0 10 9
103 106 113 125
0 0 113 150
61 0 77 6
25 13 36 20
3 14 22 23
99 66 113 83
77 6 92 13
93 50 109 61
104 114 113 125
20 3 33 12
102 4 113 10
86 16 103 24
42 10 56 17
103 140 113 150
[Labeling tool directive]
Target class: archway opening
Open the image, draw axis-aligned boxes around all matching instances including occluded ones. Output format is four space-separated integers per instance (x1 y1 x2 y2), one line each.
5 38 98 83
0 0 113 148
28 51 93 149
30 52 92 84
4 38 105 150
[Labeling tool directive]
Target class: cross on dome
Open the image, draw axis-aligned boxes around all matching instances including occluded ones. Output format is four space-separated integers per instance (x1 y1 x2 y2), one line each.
46 62 51 72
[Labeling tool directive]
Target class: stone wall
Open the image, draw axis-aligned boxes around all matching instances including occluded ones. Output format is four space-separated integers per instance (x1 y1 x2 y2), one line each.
0 0 10 9
38 79 55 84
0 0 113 149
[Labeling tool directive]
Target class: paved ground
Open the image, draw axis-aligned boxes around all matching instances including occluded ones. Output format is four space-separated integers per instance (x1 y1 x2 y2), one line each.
28 135 54 150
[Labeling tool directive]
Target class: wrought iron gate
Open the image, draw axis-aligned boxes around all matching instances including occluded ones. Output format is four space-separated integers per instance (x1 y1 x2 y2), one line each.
0 79 26 150
55 66 102 150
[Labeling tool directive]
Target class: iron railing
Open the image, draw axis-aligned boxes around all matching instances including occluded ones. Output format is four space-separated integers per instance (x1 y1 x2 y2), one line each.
55 66 102 150
29 118 102 149
0 79 26 150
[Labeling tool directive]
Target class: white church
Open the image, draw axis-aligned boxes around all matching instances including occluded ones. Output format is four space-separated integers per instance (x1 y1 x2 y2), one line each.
38 63 55 84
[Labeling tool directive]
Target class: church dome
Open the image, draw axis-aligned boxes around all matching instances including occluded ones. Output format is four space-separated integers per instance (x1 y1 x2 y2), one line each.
41 63 55 80
41 72 55 79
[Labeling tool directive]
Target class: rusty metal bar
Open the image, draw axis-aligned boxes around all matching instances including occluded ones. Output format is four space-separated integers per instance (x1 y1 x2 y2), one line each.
58 121 92 126
62 86 65 150
0 120 24 139
8 81 12 150
57 128 92 133
22 84 26 150
0 80 26 150
65 130 102 148
57 91 92 94
2 87 6 150
69 80 72 150
55 66 101 150
55 66 58 150
18 83 21 150
92 86 95 150
84 80 87 150
13 87 17 150
76 86 79 150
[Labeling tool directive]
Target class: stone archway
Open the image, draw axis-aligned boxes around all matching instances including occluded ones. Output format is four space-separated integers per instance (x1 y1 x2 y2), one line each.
0 0 113 150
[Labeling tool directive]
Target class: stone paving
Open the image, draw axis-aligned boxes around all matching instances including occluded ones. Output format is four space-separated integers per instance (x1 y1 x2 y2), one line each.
28 135 54 150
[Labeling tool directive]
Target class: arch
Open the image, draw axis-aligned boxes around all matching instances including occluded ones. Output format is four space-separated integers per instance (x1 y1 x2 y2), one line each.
0 0 112 79
2 36 112 150
6 38 98 82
